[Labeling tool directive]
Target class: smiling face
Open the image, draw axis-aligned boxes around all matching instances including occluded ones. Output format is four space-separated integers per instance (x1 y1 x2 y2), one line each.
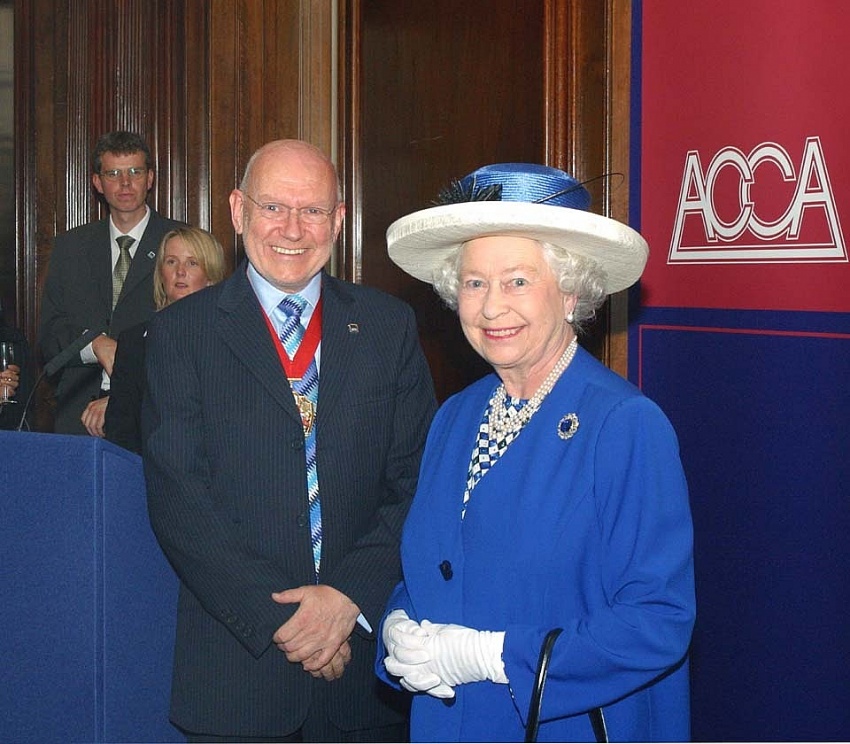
229 141 345 293
457 235 577 397
159 236 211 305
91 151 154 225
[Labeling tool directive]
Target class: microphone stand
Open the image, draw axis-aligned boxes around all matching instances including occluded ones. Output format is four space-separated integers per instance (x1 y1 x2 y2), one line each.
15 328 101 432
15 367 47 432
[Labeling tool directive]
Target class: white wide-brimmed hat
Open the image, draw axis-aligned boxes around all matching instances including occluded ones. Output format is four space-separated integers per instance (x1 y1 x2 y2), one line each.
387 163 649 295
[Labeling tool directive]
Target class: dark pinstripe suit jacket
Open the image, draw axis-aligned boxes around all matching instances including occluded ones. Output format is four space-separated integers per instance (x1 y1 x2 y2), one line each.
38 210 184 434
104 320 147 454
142 265 437 737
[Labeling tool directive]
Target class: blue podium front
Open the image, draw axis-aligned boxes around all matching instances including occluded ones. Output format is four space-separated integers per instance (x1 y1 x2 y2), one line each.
0 431 181 743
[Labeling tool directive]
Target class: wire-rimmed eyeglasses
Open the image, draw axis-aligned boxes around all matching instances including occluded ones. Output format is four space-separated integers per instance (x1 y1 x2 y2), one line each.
243 193 338 225
100 167 149 181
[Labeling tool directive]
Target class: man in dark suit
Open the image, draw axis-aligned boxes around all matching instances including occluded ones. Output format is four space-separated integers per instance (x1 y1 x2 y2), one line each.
143 140 437 741
38 130 184 435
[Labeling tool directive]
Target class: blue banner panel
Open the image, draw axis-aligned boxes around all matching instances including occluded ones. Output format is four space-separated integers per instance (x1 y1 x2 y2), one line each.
635 308 850 741
0 431 180 743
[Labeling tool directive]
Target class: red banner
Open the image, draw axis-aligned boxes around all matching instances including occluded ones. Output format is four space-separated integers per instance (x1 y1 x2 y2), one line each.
640 0 850 311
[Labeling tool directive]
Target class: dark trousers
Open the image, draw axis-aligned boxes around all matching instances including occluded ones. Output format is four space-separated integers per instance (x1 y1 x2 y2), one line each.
185 719 408 743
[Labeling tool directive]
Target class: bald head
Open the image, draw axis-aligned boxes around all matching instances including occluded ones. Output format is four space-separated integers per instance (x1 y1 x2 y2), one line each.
240 140 340 198
230 139 346 292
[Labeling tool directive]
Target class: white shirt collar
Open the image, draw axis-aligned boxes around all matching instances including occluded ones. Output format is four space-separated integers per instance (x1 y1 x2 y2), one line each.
247 263 322 327
109 206 152 250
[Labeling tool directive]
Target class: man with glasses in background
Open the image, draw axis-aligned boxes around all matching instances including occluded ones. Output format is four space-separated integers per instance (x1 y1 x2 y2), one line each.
39 130 184 435
143 139 436 741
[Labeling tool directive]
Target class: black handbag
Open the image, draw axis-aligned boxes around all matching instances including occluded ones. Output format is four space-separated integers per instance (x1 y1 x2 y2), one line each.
525 628 608 743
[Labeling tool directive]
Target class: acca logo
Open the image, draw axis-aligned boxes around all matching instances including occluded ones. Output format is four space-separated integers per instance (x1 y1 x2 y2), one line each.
669 137 847 264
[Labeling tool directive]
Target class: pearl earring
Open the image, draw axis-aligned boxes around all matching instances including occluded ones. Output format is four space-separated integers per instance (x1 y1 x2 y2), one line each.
566 311 575 324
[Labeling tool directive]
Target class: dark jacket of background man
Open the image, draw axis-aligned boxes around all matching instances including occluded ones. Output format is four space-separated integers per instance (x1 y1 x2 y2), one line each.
38 130 183 435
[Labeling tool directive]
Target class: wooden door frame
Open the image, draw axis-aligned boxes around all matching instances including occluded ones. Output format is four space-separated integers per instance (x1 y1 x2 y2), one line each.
543 0 634 376
338 0 635 376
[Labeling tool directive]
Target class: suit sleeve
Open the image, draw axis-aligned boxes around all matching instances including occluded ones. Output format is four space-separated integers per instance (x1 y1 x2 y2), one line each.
38 234 100 366
323 303 437 632
104 327 144 454
374 580 414 688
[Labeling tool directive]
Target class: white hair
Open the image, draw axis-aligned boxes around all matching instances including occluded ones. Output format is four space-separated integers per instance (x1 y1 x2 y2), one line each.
432 239 608 332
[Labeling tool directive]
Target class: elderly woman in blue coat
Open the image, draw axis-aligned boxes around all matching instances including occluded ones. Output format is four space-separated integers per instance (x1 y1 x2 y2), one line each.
377 163 695 742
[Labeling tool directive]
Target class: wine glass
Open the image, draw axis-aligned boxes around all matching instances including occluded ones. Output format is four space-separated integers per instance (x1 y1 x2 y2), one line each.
0 341 17 405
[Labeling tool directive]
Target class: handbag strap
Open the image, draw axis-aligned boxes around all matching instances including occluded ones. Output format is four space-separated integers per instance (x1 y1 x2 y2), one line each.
524 628 609 743
525 628 562 742
589 706 608 742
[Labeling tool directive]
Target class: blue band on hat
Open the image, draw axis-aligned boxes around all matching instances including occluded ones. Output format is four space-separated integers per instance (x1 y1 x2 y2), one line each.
461 163 591 211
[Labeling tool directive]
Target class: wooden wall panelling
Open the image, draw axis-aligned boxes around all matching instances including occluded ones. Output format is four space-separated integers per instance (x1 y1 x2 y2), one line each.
17 0 335 336
336 0 360 282
208 0 301 268
158 0 189 232
31 0 57 328
165 0 243 266
67 2 92 233
544 0 634 376
13 0 51 343
347 0 551 401
342 0 633 400
208 0 242 261
209 0 288 262
179 0 213 234
605 0 634 376
15 0 336 429
5 2 18 322
263 1 301 144
14 0 633 419
299 0 337 265
299 0 335 159
0 4 14 327
208 0 335 268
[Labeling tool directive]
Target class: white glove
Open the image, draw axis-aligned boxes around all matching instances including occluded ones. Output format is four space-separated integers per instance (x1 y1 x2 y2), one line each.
420 620 508 687
387 617 508 696
382 610 454 698
382 609 424 654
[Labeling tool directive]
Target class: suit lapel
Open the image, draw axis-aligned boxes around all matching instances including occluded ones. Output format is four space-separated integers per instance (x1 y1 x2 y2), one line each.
121 210 159 298
216 266 303 426
316 274 358 416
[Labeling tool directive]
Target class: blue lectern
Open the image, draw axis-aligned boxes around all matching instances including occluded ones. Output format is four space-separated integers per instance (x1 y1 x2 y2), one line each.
0 431 182 743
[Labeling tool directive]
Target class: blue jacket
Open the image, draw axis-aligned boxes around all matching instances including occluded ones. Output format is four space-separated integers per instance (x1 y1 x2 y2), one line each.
377 346 695 742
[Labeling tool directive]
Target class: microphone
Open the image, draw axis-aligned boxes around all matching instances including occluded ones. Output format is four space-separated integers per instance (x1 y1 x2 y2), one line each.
15 328 101 432
44 328 100 376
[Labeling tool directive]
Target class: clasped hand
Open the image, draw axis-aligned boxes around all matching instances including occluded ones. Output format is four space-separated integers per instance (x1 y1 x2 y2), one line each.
382 609 507 699
271 585 359 682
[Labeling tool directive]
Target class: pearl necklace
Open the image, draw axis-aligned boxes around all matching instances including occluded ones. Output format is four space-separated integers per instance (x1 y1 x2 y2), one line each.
487 338 578 442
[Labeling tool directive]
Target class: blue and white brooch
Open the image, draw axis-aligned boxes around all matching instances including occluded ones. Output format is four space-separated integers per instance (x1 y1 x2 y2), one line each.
557 413 580 440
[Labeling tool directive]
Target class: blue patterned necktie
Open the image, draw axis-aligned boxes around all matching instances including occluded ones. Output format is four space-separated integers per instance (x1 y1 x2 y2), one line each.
277 294 321 577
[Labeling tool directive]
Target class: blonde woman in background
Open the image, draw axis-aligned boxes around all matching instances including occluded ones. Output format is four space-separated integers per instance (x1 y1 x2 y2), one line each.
100 227 227 453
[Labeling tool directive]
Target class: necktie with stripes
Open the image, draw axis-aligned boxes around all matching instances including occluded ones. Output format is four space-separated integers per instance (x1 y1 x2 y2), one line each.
277 294 322 577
